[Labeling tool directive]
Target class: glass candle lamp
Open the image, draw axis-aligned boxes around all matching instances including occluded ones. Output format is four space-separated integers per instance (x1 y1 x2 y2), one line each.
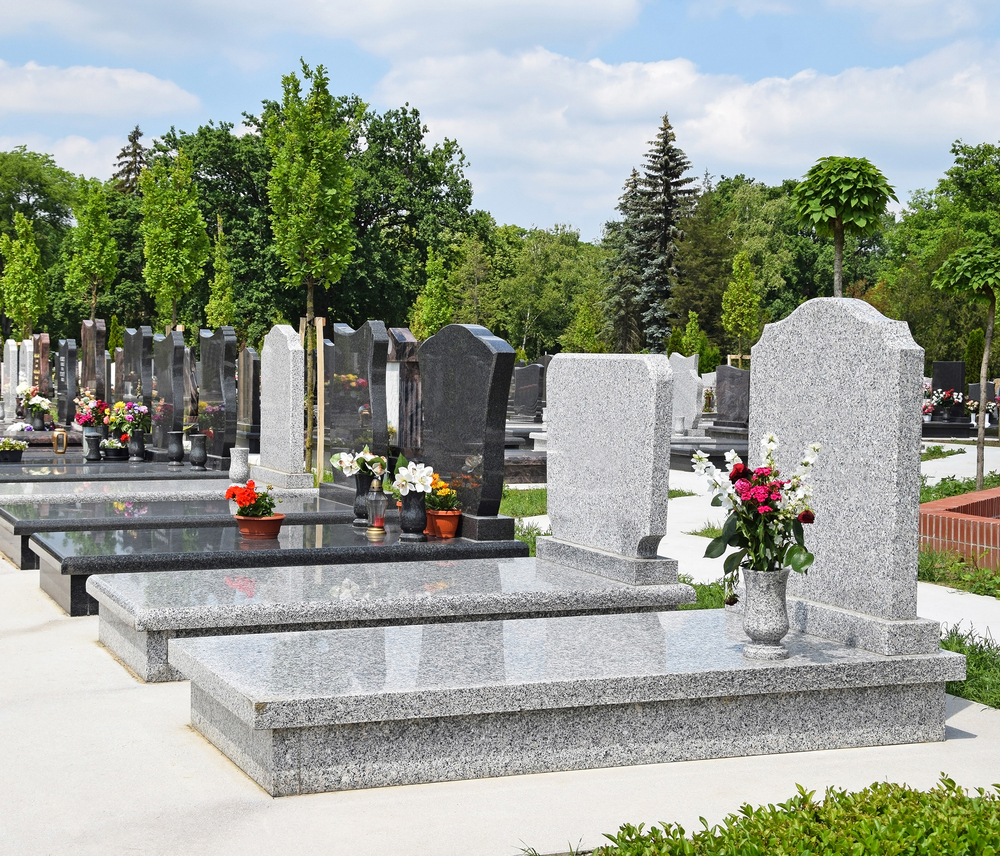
365 477 388 542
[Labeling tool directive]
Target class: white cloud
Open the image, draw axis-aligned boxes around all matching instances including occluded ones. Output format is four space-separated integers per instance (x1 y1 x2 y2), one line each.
829 0 994 41
377 41 1000 237
0 133 124 179
0 61 200 116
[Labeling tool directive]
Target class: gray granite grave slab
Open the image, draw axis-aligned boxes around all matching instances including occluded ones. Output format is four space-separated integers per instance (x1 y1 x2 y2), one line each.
668 352 704 433
112 347 123 402
18 338 32 386
33 520 527 616
199 327 238 467
750 298 938 655
236 347 261 454
79 320 107 400
715 365 750 427
87 557 695 681
0 462 229 483
168 609 965 795
536 354 680 585
3 339 17 421
251 325 312 488
152 331 185 448
0 479 237 506
418 324 514 516
122 326 153 411
56 339 77 424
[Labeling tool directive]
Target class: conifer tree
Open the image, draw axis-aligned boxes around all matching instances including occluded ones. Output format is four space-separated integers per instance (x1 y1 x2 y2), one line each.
601 170 644 352
114 126 147 195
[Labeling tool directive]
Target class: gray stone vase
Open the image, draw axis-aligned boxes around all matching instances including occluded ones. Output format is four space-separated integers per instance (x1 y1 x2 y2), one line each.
188 432 208 471
83 428 103 463
399 490 428 542
229 447 250 484
741 567 791 660
127 433 145 463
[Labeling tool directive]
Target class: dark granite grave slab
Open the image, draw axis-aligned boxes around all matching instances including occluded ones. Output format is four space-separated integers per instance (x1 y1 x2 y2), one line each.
88 558 695 681
183 346 199 428
328 321 389 458
56 339 78 424
152 331 185 448
0 463 230 483
931 361 965 394
714 365 750 428
33 333 51 396
113 347 124 402
122 326 153 410
80 320 107 400
0 496 351 569
236 346 261 454
418 324 515 516
388 327 420 458
199 327 238 468
34 522 528 615
511 363 543 422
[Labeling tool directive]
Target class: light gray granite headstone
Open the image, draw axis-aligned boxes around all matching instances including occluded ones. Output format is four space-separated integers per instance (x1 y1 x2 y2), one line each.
3 340 18 421
18 339 32 386
250 324 312 488
668 352 704 433
535 354 681 585
749 298 938 655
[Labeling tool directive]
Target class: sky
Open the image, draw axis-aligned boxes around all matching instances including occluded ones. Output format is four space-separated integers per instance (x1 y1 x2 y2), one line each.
2 0 1000 240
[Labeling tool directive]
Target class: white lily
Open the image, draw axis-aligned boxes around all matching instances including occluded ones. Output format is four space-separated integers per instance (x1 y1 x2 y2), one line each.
332 452 359 476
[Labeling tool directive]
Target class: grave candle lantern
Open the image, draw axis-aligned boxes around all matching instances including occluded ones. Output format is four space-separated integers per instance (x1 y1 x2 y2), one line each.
365 477 387 542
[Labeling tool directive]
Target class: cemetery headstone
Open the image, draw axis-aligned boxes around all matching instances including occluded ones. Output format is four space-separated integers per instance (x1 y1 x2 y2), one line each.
18 338 33 386
182 347 199 428
122 326 154 410
236 346 261 453
151 331 185 449
968 382 996 404
931 360 965 395
80 319 107 400
113 348 124 403
388 327 420 458
328 321 389 467
33 333 51 395
535 354 680 585
2 339 16 421
418 324 514 517
249 324 312 488
749 298 939 654
56 339 78 424
715 364 750 427
0 353 6 422
511 364 544 422
668 352 704 433
198 327 238 468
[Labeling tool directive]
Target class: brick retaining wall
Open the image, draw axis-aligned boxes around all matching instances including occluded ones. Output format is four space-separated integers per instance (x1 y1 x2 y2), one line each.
919 487 1000 569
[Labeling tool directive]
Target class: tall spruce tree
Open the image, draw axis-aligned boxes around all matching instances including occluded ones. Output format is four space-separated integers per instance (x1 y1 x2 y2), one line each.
634 113 695 350
114 127 147 195
601 169 644 352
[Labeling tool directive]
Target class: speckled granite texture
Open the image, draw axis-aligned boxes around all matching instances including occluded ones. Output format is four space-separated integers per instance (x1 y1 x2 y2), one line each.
535 537 679 585
170 610 965 795
250 325 313 489
0 479 237 504
543 354 675 570
88 557 696 681
0 463 227 482
669 352 704 433
750 299 928 651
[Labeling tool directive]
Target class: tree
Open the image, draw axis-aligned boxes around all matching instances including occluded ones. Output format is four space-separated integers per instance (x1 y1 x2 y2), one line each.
965 328 986 381
722 251 761 368
113 126 147 195
139 151 210 329
601 170 644 352
206 215 236 330
933 246 1000 489
264 61 357 473
634 114 696 350
792 156 897 297
107 314 124 352
409 248 454 339
0 212 46 338
66 177 119 321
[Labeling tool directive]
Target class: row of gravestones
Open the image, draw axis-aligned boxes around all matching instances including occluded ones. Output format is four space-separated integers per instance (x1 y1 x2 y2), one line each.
668 352 751 433
507 357 552 424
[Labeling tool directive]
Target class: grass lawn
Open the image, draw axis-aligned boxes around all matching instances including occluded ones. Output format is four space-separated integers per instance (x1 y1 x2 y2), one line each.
921 444 966 462
941 625 1000 709
918 549 1000 599
686 521 723 539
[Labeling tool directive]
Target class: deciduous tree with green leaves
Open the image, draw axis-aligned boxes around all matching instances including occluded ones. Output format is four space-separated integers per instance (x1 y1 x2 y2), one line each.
792 155 897 297
409 247 454 339
722 251 761 368
0 212 46 338
139 150 209 329
66 177 118 322
264 61 357 473
206 215 236 331
933 245 1000 489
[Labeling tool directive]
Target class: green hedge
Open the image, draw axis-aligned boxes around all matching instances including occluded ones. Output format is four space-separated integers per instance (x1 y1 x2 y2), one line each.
594 778 1000 855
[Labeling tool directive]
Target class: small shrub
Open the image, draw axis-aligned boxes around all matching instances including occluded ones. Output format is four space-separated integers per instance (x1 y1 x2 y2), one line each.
515 521 551 557
941 625 1000 709
921 471 1000 504
677 574 726 610
918 549 1000 599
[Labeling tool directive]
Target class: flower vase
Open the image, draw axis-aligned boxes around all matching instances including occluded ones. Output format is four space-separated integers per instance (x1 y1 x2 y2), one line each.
235 513 285 539
31 413 45 431
741 567 791 660
103 446 128 462
188 432 208 471
425 509 461 539
229 447 250 484
352 472 369 527
166 431 185 467
399 491 427 542
83 429 103 463
128 433 146 462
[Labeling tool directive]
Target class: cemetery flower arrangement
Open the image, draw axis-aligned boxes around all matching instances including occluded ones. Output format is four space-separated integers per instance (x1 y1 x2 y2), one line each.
692 434 819 604
922 401 935 416
74 390 109 427
331 446 387 478
392 460 435 495
425 473 462 511
99 438 126 450
225 480 279 517
0 438 28 451
931 388 963 408
333 373 368 391
198 402 225 440
108 401 151 434
18 384 53 416
965 397 998 415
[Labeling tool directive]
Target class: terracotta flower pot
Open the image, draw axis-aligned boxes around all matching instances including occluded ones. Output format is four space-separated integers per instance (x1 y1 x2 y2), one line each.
424 509 461 539
235 513 285 539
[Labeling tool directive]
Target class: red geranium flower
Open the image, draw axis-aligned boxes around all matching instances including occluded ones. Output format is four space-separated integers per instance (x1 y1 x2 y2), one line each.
729 463 748 482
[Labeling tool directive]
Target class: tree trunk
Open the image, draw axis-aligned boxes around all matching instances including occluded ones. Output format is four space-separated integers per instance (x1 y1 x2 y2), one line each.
976 292 996 491
305 279 315 478
833 221 844 298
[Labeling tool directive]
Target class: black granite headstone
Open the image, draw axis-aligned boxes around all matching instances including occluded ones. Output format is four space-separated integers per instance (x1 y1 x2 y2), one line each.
236 346 261 453
418 324 515 517
113 348 124 403
152 331 185 448
56 339 77 425
122 326 153 410
328 321 389 463
32 333 52 396
715 365 750 428
198 327 238 467
511 364 544 422
80 320 107 400
182 347 199 428
388 327 421 459
931 361 965 396
969 382 996 403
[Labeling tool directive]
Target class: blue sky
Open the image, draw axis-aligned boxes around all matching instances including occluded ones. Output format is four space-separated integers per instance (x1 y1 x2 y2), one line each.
2 0 1000 239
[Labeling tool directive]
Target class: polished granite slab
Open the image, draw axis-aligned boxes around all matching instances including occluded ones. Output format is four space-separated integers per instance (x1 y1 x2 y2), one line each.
88 558 696 681
33 522 529 616
0 496 351 570
169 609 966 795
0 479 233 505
0 462 226 482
